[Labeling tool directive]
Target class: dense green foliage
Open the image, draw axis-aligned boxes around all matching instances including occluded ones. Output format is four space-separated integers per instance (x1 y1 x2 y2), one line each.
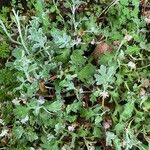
0 0 150 149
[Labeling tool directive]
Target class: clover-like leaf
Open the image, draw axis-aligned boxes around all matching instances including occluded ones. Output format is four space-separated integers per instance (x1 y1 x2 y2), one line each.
94 65 116 90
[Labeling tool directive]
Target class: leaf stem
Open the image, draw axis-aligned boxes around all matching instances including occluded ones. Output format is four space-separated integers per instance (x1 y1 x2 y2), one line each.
0 19 21 45
12 9 30 55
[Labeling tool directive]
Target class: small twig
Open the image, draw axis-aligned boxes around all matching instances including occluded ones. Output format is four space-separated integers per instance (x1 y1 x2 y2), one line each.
12 9 30 55
138 63 150 69
82 91 92 94
114 39 125 60
99 0 119 17
0 148 6 150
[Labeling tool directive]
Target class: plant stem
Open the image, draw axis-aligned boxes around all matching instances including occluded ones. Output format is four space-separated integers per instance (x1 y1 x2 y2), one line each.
52 0 65 23
12 9 30 55
0 20 21 45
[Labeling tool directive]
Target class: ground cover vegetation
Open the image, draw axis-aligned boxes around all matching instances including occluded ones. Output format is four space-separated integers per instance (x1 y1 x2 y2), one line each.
0 0 150 149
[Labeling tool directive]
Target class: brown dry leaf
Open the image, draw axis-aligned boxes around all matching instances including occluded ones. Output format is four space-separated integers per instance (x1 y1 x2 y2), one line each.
141 0 148 6
92 41 112 62
49 75 57 81
142 10 150 23
140 88 146 96
38 80 48 94
78 29 85 37
145 132 150 141
113 40 120 46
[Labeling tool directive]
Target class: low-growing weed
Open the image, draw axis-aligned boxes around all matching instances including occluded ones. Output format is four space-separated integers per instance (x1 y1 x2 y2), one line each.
0 0 150 149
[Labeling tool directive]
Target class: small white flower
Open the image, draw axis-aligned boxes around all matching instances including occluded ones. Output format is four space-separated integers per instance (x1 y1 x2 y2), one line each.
91 39 96 45
38 96 45 105
0 129 8 138
7 91 13 96
38 99 45 105
82 101 86 107
68 125 75 132
103 121 112 130
22 15 27 21
12 98 20 106
61 145 67 150
144 17 150 24
124 34 132 41
88 144 95 150
100 91 109 100
128 61 136 69
79 88 83 93
20 115 29 124
89 146 95 150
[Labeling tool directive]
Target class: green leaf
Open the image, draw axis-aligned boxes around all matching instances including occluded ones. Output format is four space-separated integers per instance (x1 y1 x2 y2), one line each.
13 126 24 139
66 100 81 114
120 101 134 121
115 123 125 135
90 90 100 103
120 0 129 6
114 138 122 150
59 76 75 90
98 52 114 65
124 128 144 149
126 45 140 55
106 131 122 149
14 106 29 118
41 139 59 150
95 116 102 125
71 50 86 66
25 127 38 142
78 63 96 82
85 16 99 33
55 49 70 63
94 65 116 90
80 108 95 119
106 131 116 146
46 101 63 112
143 101 150 110
34 0 49 29
54 122 65 134
51 29 72 48
28 26 47 49
78 127 89 137
12 48 25 59
25 81 38 97
93 127 102 138
65 115 77 122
